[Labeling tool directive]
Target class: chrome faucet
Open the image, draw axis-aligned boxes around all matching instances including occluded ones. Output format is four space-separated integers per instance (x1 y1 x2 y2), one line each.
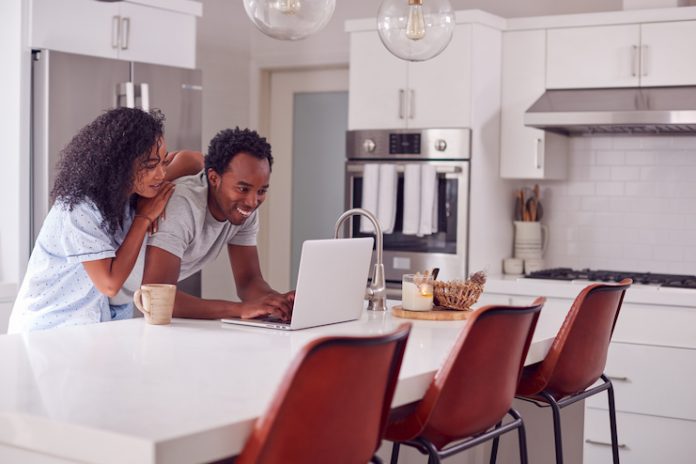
334 208 387 312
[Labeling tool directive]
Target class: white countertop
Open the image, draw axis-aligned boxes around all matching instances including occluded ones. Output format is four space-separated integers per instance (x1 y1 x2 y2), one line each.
486 275 696 308
0 301 562 464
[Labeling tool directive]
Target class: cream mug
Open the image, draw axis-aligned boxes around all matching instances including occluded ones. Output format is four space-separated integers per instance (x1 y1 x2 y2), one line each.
133 284 176 325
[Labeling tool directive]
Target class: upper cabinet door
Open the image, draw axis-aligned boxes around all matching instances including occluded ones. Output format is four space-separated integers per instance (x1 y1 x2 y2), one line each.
408 24 472 129
117 3 197 69
640 21 696 87
30 0 120 59
348 31 408 130
546 24 640 89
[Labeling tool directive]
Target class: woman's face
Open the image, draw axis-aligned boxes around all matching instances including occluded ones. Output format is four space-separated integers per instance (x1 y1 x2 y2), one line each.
133 138 167 198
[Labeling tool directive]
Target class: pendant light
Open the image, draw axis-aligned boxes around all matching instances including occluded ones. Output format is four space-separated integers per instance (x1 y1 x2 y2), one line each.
377 0 455 62
243 0 336 41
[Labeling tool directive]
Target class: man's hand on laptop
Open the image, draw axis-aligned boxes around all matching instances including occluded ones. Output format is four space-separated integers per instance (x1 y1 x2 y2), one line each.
240 292 294 322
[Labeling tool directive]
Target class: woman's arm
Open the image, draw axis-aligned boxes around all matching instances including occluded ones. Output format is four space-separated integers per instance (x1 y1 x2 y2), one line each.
82 184 175 297
164 150 204 181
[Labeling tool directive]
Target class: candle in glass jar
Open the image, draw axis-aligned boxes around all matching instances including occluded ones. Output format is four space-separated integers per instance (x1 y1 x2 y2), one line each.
402 274 434 311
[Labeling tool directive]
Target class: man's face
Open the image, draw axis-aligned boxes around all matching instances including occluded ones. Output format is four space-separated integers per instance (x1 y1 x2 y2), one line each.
207 152 271 225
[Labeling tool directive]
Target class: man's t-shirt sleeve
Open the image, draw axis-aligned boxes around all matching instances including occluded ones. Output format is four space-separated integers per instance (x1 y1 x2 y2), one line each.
147 194 195 258
228 210 259 246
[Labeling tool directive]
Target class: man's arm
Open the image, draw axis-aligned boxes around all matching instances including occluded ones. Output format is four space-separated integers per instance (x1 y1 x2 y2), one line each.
142 245 292 320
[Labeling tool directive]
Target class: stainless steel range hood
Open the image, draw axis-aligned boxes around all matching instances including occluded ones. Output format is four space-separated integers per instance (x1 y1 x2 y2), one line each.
524 87 696 135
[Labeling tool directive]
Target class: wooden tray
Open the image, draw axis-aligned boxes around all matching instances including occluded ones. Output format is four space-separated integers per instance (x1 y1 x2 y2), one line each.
391 305 472 321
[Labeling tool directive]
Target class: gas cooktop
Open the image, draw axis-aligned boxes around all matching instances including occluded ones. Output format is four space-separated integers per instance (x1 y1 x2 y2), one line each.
525 268 696 289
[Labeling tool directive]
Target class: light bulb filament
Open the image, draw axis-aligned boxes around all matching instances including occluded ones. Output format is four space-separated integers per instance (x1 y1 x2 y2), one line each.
274 0 300 15
406 0 426 41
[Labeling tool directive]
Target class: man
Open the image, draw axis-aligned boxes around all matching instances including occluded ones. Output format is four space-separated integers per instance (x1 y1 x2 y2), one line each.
142 127 293 321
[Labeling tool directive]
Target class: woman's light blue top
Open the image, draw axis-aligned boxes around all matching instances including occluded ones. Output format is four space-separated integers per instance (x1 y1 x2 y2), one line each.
8 201 136 333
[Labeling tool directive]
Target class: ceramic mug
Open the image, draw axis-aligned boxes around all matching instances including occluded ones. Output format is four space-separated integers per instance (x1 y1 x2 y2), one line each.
513 221 549 260
503 257 524 275
133 284 176 325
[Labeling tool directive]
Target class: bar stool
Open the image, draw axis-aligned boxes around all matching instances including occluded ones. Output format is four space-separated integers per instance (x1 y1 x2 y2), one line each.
235 323 411 464
512 279 632 464
385 299 545 464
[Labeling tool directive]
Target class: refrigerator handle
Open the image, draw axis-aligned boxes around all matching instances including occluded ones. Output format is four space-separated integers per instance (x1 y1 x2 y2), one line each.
116 82 135 108
121 17 130 50
112 16 121 49
139 83 150 112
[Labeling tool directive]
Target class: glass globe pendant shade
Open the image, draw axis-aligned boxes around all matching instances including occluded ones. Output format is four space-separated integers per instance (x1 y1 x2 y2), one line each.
377 0 455 62
243 0 336 41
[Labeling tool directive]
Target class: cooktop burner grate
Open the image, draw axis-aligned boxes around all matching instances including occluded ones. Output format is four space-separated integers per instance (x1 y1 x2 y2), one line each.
525 268 696 289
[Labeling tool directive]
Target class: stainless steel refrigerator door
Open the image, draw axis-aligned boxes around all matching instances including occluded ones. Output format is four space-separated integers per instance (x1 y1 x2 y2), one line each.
131 62 202 151
31 50 130 244
133 61 203 297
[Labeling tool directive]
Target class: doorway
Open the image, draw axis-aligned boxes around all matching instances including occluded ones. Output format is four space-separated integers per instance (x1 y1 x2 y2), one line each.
261 67 349 291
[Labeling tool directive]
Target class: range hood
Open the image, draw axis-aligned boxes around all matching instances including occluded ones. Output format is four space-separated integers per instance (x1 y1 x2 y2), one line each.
524 87 696 135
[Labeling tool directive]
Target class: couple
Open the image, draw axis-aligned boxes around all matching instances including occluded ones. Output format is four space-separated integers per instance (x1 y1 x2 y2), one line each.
9 107 293 333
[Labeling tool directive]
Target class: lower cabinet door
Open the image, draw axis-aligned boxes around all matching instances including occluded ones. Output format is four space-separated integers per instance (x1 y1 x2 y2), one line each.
584 408 696 464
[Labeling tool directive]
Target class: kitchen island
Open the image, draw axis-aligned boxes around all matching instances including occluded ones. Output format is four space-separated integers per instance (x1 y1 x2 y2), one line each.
0 300 572 464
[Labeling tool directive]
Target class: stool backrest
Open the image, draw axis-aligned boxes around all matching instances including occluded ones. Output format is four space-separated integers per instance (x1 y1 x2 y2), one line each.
525 279 631 399
408 299 544 450
236 323 411 464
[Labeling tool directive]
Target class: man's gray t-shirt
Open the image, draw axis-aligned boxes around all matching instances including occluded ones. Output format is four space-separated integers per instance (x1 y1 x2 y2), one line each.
148 172 258 280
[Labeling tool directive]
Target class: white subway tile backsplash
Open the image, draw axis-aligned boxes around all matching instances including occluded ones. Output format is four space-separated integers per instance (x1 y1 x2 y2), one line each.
610 166 641 181
595 150 625 165
624 151 657 165
543 135 696 273
596 182 625 196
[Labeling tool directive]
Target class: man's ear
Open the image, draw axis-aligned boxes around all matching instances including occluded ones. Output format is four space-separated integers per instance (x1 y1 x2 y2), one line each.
207 168 219 187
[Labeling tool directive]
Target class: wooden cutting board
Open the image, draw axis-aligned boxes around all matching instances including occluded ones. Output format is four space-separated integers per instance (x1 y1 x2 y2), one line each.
391 305 472 321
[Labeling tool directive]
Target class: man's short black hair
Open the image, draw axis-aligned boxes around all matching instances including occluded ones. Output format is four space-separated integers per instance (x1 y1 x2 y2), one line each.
205 127 273 177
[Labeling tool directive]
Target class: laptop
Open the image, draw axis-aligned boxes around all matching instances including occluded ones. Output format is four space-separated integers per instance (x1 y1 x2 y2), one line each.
221 237 374 330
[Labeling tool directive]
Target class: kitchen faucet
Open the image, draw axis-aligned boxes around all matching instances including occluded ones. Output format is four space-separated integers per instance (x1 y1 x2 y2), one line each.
334 208 387 311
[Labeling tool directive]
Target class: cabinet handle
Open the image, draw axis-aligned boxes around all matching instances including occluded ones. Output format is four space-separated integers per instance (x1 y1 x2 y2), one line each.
117 82 135 108
409 89 415 119
112 16 121 49
139 83 150 112
534 138 543 169
607 375 630 382
121 17 131 50
631 45 639 77
641 45 649 77
398 89 405 119
585 439 628 449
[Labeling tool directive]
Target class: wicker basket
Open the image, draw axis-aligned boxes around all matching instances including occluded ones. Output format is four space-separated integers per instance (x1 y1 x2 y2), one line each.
433 271 486 311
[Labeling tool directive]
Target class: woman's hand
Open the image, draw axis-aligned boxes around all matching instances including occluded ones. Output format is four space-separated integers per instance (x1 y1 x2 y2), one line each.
136 182 175 233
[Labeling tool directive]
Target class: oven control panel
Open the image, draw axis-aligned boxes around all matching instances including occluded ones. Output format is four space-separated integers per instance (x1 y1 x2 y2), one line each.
347 128 471 160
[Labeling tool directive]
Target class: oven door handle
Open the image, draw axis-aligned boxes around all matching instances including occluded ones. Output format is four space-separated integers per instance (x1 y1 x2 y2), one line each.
346 164 462 174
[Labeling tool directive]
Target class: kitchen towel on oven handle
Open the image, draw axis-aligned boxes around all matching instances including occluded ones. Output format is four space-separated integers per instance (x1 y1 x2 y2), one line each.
360 163 397 234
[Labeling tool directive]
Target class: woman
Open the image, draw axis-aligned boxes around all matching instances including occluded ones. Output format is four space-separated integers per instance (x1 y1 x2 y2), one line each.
8 107 203 332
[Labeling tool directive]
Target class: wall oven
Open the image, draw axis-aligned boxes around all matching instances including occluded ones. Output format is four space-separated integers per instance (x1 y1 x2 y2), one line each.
345 128 471 287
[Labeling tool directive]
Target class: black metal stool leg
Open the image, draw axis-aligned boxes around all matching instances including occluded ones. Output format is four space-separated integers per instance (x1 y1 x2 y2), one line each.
509 408 529 464
390 442 400 464
541 392 564 464
489 421 503 464
604 376 621 464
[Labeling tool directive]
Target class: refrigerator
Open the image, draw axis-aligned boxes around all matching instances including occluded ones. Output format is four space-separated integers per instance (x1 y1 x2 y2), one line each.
31 49 203 296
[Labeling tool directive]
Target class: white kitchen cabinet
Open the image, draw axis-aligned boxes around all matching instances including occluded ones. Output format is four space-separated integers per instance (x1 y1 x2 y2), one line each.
500 29 567 179
546 24 640 89
640 20 696 87
348 25 473 130
547 20 696 89
29 0 199 68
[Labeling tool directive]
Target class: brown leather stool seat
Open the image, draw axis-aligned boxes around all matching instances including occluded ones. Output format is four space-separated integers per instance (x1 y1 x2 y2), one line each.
385 299 545 464
235 323 412 464
512 279 632 464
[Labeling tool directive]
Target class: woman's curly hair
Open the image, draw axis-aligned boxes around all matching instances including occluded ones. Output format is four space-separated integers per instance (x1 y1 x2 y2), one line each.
51 107 165 234
205 127 273 178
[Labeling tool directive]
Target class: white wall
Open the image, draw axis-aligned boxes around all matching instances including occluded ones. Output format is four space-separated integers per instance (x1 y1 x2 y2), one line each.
544 136 696 274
